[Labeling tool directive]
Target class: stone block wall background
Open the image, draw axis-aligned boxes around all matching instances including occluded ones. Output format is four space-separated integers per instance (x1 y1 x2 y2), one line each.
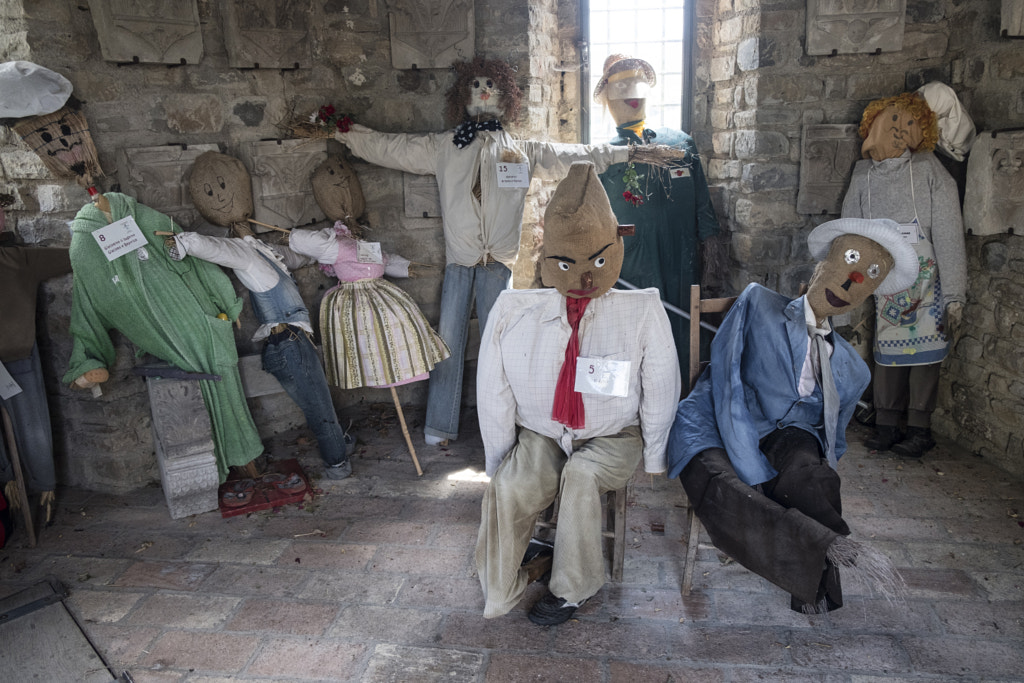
693 0 1023 477
0 0 585 492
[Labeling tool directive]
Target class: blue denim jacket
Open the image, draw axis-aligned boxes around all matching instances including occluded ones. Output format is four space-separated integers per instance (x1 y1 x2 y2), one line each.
667 283 870 486
248 251 311 329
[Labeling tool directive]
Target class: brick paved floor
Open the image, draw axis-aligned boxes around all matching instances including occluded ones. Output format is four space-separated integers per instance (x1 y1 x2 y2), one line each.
1 405 1022 682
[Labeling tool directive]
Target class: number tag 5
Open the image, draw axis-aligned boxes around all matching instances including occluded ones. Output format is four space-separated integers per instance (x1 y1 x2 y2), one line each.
574 357 630 397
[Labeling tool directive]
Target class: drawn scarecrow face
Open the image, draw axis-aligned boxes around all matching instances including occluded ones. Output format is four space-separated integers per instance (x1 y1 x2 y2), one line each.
862 105 925 162
466 75 504 119
311 155 365 223
603 72 650 125
807 234 894 321
189 151 254 229
541 163 625 300
12 107 103 184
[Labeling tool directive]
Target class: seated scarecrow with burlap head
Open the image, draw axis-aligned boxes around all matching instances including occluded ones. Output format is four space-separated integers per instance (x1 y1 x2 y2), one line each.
666 217 918 613
474 161 681 625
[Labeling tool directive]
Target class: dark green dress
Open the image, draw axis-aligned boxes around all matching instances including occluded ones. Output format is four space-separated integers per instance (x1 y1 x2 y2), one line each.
600 124 719 373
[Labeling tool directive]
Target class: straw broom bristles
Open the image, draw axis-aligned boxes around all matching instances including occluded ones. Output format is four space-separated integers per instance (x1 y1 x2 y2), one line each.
627 144 694 168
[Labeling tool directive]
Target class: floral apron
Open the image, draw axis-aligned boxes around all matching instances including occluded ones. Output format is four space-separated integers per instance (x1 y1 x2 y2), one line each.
870 159 949 366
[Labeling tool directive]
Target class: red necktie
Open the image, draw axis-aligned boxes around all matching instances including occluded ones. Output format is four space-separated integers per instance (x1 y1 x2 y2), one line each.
552 296 591 429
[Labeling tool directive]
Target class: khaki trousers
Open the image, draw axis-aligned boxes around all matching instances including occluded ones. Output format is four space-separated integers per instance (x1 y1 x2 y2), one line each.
475 425 641 618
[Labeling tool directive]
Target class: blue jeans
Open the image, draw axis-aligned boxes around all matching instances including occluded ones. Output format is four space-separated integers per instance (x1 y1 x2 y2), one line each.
261 329 348 467
0 345 56 493
425 262 511 441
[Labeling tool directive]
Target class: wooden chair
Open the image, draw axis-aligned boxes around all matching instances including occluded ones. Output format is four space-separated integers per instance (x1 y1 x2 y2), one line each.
534 486 627 582
680 284 738 595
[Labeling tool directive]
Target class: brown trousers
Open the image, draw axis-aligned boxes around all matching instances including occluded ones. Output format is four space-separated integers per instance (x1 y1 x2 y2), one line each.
680 427 847 609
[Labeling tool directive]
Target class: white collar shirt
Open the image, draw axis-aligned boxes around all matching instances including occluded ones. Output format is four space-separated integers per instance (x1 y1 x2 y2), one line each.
798 296 834 398
173 232 314 340
477 288 681 477
338 127 629 268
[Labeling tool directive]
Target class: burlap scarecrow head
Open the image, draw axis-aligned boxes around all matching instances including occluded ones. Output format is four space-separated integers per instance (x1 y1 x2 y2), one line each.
189 151 254 238
806 218 918 322
312 155 365 224
593 54 656 126
542 162 625 299
859 92 939 162
445 56 522 125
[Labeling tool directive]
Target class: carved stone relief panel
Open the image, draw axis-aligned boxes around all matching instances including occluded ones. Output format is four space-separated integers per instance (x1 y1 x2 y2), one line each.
116 143 219 227
806 0 906 56
386 0 474 69
963 131 1024 235
403 173 443 218
1003 0 1024 37
335 0 383 33
146 374 215 461
222 0 313 69
239 138 327 230
797 124 862 215
89 0 203 64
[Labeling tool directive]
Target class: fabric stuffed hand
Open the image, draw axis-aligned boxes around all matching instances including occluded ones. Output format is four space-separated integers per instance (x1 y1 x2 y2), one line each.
946 301 964 346
73 367 109 389
334 122 372 143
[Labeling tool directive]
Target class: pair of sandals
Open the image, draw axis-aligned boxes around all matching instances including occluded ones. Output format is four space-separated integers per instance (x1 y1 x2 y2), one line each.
220 472 307 508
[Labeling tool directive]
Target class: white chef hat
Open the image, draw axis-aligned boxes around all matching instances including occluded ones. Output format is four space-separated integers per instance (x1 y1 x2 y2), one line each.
0 61 73 119
916 81 976 162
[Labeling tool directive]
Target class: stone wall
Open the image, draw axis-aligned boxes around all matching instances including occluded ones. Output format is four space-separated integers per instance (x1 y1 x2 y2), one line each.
0 0 579 492
696 0 1024 477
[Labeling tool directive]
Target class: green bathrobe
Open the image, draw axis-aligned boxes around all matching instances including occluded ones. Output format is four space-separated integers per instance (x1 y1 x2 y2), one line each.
63 193 262 480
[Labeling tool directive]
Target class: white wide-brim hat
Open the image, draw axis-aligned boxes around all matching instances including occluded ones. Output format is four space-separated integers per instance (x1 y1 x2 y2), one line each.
807 217 918 295
0 61 73 119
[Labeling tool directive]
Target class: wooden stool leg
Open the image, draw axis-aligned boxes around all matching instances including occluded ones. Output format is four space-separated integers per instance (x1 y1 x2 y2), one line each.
682 503 702 595
611 488 627 582
390 387 423 476
1 405 36 548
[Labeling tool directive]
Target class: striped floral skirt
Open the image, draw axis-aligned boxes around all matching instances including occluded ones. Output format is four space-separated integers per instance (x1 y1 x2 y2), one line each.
319 278 450 389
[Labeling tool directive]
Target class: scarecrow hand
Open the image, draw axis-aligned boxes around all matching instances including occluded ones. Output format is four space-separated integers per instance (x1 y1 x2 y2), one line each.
73 367 109 390
946 301 964 346
628 144 691 167
333 122 372 143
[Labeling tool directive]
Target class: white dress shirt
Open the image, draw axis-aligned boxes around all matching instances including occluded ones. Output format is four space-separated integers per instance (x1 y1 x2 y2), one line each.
798 296 834 398
477 288 681 476
173 233 314 340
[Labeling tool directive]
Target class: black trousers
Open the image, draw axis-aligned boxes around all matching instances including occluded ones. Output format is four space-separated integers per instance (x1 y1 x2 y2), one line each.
680 427 848 610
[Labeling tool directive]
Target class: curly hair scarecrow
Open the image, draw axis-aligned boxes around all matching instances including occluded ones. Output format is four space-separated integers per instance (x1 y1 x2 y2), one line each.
444 55 522 126
858 91 939 162
843 91 967 459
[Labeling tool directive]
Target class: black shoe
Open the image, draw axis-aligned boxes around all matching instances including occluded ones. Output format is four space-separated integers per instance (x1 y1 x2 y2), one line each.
528 592 583 626
521 538 554 565
890 427 935 458
864 425 901 452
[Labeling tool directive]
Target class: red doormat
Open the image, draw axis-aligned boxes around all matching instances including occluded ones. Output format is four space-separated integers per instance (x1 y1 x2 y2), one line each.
218 458 310 518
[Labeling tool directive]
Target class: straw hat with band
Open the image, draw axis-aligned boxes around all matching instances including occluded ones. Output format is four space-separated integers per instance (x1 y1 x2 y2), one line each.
593 54 656 104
